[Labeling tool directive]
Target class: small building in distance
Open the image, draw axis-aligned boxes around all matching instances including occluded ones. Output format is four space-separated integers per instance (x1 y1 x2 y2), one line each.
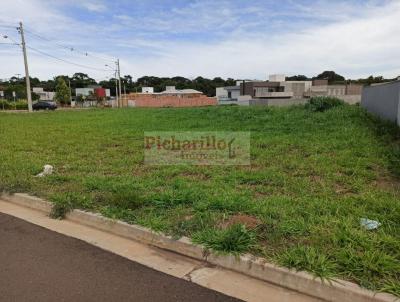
121 86 216 108
74 86 111 107
307 79 363 103
32 87 55 101
268 74 286 82
216 74 363 106
76 86 111 98
75 87 94 97
141 87 154 94
216 85 241 104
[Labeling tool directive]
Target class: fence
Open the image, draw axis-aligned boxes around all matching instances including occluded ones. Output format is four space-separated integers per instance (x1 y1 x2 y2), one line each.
123 94 217 108
361 81 400 126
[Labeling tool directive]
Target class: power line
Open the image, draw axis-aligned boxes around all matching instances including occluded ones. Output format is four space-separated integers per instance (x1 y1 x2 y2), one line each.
24 27 116 63
26 45 111 72
1 33 21 46
0 24 16 29
3 29 113 73
2 23 123 107
95 75 117 83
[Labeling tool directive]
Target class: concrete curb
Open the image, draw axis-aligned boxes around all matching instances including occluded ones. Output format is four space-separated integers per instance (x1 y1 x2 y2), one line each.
1 193 397 302
2 193 53 213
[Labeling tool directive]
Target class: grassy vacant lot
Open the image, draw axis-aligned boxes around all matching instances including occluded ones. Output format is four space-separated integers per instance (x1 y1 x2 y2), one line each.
0 105 399 295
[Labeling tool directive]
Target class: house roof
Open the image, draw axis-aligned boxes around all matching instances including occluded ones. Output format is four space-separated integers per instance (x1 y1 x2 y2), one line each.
224 86 240 90
160 88 202 94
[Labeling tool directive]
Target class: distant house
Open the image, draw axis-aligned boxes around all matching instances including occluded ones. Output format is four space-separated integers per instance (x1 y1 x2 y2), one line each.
32 87 55 101
216 86 241 104
75 88 94 97
216 74 363 106
158 86 203 96
361 80 400 126
307 80 363 103
75 87 111 99
74 86 111 107
141 87 154 94
122 86 216 108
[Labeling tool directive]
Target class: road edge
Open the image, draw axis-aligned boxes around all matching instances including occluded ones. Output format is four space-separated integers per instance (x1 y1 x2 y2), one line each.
1 192 396 302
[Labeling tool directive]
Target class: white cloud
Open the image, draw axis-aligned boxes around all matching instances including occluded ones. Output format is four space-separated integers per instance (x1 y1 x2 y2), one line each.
0 0 399 81
81 1 107 12
119 0 400 80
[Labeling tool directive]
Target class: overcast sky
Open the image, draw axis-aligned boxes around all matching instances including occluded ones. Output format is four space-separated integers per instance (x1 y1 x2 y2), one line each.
0 0 399 81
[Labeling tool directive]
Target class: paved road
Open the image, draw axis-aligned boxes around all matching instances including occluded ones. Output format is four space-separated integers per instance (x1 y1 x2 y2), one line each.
0 213 241 302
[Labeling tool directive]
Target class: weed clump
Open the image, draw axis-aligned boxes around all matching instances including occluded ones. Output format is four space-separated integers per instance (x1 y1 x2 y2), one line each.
193 224 256 254
277 246 337 280
306 96 345 112
49 193 79 219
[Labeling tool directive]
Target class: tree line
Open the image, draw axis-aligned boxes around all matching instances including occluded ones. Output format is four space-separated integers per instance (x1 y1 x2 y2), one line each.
0 73 236 100
0 71 398 101
286 71 399 85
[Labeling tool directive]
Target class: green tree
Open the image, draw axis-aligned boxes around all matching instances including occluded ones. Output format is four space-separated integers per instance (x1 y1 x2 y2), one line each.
71 73 96 88
4 84 26 100
286 75 310 81
32 92 40 101
55 77 71 105
314 71 345 84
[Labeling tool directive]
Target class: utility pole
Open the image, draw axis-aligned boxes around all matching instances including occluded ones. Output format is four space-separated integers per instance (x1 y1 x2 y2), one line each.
114 71 118 108
68 79 73 106
18 22 32 112
116 59 122 108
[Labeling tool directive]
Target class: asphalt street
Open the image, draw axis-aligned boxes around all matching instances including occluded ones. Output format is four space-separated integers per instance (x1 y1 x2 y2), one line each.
0 213 241 302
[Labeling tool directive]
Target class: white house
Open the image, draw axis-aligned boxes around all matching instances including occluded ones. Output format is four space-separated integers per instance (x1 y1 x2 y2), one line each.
32 87 55 101
75 88 94 97
142 87 154 93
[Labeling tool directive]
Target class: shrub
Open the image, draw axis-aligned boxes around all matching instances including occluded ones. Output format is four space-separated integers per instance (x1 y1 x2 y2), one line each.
15 101 28 110
306 96 345 112
192 224 256 254
0 100 28 110
50 193 81 219
0 100 12 110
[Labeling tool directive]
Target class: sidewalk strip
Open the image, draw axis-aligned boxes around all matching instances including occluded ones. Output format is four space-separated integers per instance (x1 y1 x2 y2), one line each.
1 193 397 302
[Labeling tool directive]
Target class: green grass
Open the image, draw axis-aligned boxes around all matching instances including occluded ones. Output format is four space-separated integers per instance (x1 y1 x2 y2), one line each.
0 105 399 295
193 224 257 254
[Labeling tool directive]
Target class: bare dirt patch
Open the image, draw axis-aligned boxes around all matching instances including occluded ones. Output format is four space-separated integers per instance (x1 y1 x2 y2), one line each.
374 177 400 192
219 214 261 230
334 182 355 195
309 175 323 183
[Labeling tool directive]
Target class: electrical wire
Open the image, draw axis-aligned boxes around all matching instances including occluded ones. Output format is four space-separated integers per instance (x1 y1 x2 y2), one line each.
24 27 116 63
26 45 111 72
1 32 21 47
0 24 16 29
1 25 118 78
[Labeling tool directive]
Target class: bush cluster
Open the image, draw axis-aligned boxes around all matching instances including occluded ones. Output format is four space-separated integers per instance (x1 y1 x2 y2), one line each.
306 96 345 112
0 100 28 110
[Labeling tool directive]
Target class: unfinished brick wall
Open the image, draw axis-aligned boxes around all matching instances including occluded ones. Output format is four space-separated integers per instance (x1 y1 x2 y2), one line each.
122 94 217 108
346 84 363 95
